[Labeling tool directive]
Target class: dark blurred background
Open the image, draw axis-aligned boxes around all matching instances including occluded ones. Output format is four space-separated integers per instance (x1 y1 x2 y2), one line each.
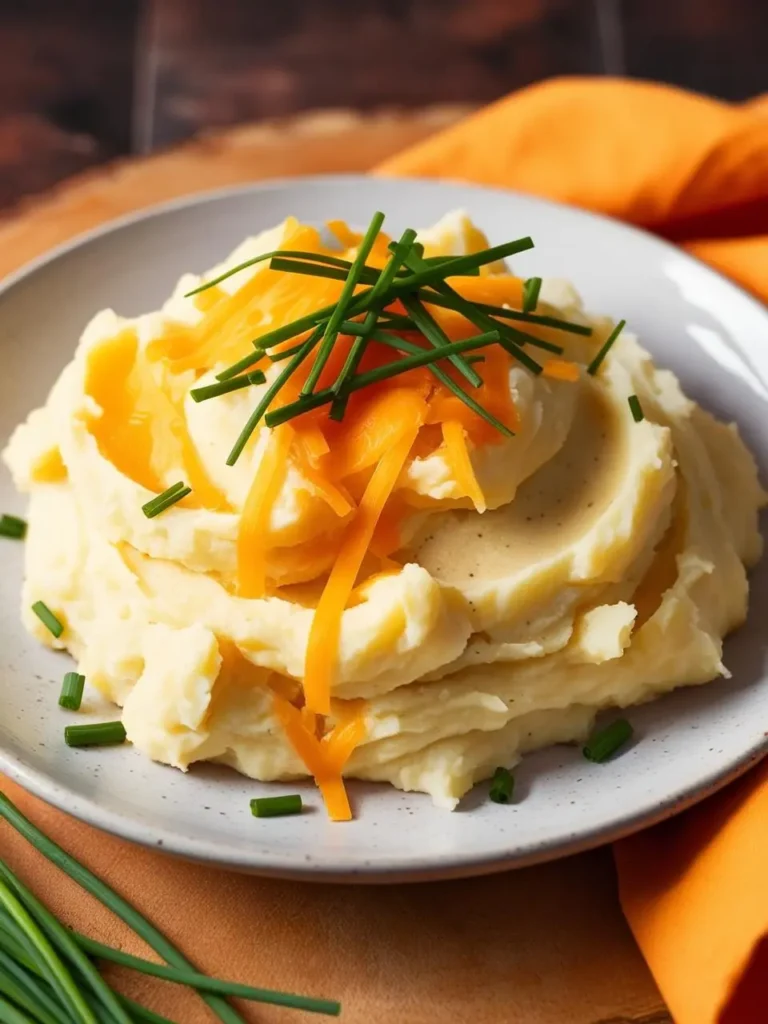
1 0 766 211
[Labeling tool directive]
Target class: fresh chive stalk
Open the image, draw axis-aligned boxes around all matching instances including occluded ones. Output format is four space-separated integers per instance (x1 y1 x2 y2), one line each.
369 330 514 437
330 227 418 420
0 879 97 1023
0 793 342 1021
30 602 63 639
64 722 126 748
628 394 645 422
184 248 376 298
226 325 323 466
522 276 542 313
265 330 501 428
190 370 265 403
401 294 482 387
587 319 626 375
489 767 515 804
583 718 634 763
0 514 27 540
399 248 543 375
250 795 303 818
0 862 132 1024
58 673 85 712
141 482 191 519
302 211 386 396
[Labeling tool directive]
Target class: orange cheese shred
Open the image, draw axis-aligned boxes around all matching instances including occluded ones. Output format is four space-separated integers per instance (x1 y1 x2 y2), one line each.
542 358 581 382
237 425 294 598
303 425 419 716
292 442 355 520
273 695 367 822
441 420 486 513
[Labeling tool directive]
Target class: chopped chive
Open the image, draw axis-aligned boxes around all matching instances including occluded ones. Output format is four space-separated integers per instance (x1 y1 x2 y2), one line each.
31 602 63 639
216 234 534 383
628 394 645 422
489 767 514 804
401 249 543 374
465 355 485 364
330 228 419 419
587 319 625 375
227 326 322 465
265 330 501 428
190 369 265 402
522 276 542 313
0 514 27 540
250 794 303 818
184 248 370 297
64 722 126 748
583 718 634 763
268 257 379 286
344 314 415 333
369 330 514 437
416 290 587 339
141 482 191 519
401 294 482 387
58 673 85 712
302 212 386 396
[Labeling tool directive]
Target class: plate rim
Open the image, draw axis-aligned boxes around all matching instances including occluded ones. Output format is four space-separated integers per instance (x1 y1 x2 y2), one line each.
1 172 767 882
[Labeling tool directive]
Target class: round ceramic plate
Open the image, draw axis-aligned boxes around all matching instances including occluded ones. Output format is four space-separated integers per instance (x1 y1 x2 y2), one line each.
1 175 767 882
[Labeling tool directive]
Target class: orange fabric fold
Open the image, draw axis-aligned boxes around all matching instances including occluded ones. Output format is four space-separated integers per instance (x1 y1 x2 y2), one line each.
381 75 768 1024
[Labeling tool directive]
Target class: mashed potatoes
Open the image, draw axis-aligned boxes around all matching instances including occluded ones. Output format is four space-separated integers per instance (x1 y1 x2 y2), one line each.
4 212 765 812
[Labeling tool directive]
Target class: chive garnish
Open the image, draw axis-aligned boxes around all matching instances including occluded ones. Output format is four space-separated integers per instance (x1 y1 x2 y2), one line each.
583 718 634 763
141 482 191 519
250 794 303 818
302 211 385 396
0 515 27 540
265 330 501 428
330 227 418 420
31 602 63 639
587 319 626 375
190 369 265 403
628 394 645 422
58 673 85 712
399 247 543 374
369 330 514 437
489 767 514 804
522 276 542 313
401 294 482 387
227 325 323 466
184 247 375 298
64 722 126 748
0 793 341 1021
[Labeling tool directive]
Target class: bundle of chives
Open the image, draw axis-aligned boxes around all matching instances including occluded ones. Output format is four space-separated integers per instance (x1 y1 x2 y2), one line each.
0 793 342 1022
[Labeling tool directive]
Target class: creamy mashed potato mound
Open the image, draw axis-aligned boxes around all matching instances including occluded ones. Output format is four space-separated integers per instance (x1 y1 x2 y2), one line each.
5 212 765 812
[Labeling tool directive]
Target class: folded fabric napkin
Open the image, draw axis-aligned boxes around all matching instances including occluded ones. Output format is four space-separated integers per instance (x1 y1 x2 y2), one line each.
3 77 768 1024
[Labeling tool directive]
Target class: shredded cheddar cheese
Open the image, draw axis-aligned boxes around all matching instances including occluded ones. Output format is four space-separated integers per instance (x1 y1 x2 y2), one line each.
303 425 420 716
237 425 294 597
441 420 486 512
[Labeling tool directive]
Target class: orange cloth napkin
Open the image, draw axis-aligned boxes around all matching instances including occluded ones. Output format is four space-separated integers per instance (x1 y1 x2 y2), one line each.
380 76 768 1024
2 77 768 1024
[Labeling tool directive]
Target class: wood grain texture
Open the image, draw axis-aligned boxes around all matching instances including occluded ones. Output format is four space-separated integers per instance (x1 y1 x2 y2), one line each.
0 108 670 1023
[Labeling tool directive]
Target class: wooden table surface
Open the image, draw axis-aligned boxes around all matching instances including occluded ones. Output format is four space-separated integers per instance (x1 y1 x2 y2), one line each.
0 107 671 1024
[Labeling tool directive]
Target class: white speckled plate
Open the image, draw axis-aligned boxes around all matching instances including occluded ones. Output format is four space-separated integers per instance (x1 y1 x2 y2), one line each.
1 176 767 881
